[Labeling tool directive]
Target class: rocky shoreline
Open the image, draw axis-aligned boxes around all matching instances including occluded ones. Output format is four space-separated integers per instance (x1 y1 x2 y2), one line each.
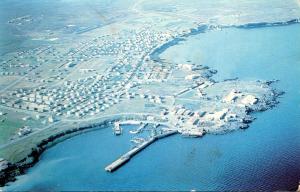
0 113 165 187
0 121 112 186
0 86 282 187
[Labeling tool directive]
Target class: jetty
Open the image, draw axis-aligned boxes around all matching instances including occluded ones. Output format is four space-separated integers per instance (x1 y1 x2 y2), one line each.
129 123 148 134
119 120 141 125
105 130 177 172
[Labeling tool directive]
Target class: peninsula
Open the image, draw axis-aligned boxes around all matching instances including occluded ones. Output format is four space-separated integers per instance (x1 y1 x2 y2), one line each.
1 0 298 187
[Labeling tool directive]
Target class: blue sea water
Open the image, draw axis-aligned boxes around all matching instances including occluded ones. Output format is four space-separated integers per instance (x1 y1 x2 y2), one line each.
4 24 300 191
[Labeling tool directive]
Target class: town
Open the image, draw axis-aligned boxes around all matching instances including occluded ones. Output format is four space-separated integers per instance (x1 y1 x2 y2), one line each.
0 2 281 183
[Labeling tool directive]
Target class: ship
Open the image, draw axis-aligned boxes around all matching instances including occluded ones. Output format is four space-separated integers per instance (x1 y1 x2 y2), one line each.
113 122 122 135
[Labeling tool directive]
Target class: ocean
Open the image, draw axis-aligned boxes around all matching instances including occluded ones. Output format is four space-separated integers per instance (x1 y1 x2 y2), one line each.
4 23 300 191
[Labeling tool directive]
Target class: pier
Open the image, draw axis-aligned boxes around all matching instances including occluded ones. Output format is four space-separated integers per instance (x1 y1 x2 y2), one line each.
105 130 177 172
129 123 148 134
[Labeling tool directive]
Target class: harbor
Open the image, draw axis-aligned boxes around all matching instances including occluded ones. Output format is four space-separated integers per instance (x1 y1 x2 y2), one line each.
0 0 299 190
105 129 177 172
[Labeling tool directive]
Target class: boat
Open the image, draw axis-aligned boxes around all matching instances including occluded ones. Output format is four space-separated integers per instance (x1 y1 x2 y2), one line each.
129 130 139 134
113 122 122 135
130 137 145 144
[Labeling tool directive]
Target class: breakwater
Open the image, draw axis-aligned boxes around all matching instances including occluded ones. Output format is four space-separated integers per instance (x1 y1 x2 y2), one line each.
105 130 177 172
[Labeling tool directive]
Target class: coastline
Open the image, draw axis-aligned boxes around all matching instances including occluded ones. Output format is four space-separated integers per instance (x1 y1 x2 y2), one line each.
0 114 167 186
0 83 282 187
0 120 111 186
0 20 298 188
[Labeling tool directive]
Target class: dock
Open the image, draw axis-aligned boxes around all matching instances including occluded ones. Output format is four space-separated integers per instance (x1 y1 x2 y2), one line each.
129 123 148 134
105 130 177 172
119 120 141 125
